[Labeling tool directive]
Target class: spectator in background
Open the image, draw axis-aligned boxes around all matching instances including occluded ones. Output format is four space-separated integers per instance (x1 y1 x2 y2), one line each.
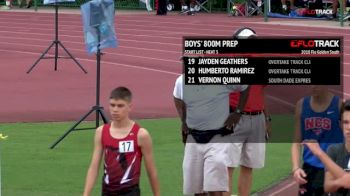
226 27 271 196
281 0 295 14
1 0 12 9
1 0 32 9
156 0 167 15
180 0 196 15
25 0 33 8
227 84 270 196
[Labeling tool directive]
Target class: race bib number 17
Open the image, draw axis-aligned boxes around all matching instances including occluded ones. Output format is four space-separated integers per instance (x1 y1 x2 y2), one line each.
119 141 134 153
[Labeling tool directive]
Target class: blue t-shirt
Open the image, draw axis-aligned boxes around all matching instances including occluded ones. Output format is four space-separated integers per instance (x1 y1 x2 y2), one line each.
301 95 343 168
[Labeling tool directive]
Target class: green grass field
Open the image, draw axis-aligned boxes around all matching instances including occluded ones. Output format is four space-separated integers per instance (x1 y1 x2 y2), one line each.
0 116 294 196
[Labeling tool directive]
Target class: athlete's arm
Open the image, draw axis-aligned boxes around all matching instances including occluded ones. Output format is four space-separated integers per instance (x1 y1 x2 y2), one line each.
334 174 350 189
291 99 307 185
304 142 349 189
173 74 188 144
302 142 346 179
174 97 188 144
236 85 250 113
83 126 103 196
263 88 272 138
224 85 250 129
324 171 341 192
324 144 342 192
138 128 160 196
174 97 186 123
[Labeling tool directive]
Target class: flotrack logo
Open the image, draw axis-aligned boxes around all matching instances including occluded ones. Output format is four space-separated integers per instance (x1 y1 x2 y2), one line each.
290 39 339 48
307 9 333 15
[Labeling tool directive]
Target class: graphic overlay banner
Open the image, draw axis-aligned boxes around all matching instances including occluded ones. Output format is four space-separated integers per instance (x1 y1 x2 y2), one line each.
81 0 118 54
182 36 343 143
183 37 342 85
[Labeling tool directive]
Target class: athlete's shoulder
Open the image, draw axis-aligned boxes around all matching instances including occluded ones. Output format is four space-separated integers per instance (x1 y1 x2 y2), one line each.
137 128 151 139
137 128 152 146
96 125 104 134
97 123 110 133
94 125 105 140
296 97 305 108
335 95 342 110
176 74 183 82
294 97 305 116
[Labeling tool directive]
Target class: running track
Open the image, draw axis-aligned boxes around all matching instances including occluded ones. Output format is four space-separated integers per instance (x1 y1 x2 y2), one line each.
0 9 349 195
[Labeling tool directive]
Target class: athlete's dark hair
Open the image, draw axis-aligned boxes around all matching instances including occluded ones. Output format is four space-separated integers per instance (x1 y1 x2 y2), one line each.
110 86 132 102
341 99 350 116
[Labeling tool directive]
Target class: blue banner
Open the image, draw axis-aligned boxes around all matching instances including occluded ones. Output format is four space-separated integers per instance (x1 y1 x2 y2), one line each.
81 0 118 54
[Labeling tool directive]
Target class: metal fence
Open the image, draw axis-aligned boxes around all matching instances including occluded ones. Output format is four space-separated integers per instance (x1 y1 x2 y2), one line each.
0 0 150 9
0 0 229 11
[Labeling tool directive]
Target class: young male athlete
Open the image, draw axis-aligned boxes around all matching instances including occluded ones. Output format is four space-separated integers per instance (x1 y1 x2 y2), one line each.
291 85 343 195
303 99 350 195
83 87 160 196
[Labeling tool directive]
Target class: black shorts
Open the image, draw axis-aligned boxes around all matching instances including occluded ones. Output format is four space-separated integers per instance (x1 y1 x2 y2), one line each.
299 163 326 196
102 185 140 196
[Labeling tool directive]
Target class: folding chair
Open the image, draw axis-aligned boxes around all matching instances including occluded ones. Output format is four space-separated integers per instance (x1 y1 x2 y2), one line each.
227 0 264 16
322 0 333 9
246 0 264 15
